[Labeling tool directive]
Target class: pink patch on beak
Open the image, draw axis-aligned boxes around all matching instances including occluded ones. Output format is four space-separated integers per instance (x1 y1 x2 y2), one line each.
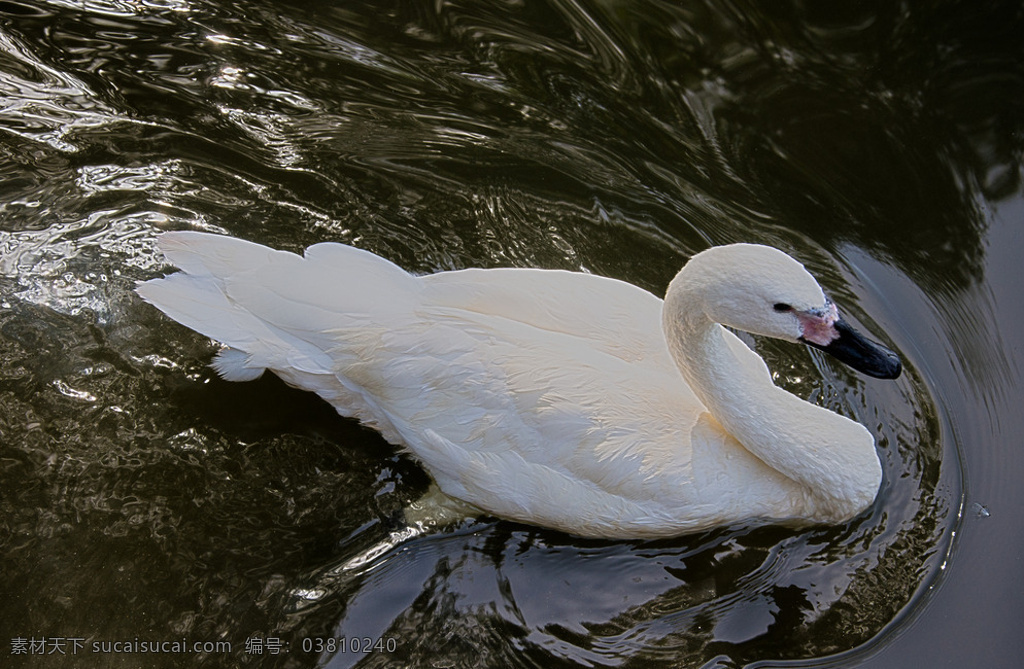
797 302 840 346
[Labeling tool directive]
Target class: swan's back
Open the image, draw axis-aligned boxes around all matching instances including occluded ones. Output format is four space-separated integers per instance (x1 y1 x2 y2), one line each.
421 268 668 363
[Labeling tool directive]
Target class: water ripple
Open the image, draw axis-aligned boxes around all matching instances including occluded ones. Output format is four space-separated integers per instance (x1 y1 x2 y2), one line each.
0 27 120 152
0 2 990 668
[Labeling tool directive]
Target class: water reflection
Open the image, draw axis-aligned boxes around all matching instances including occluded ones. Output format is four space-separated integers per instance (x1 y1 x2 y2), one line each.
3 0 1021 667
38 0 192 17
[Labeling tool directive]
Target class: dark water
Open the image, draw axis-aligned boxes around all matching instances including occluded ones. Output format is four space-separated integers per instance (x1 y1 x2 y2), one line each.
1 1 1021 667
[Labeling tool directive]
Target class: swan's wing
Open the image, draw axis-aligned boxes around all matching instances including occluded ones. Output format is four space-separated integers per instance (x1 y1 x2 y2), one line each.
329 306 705 534
420 268 667 364
141 234 664 371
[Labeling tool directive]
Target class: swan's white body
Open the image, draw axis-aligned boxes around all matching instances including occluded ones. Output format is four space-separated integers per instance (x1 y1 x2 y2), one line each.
137 233 889 539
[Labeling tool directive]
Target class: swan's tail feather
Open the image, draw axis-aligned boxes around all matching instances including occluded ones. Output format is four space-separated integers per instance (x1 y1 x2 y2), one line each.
211 348 266 382
157 231 280 280
135 231 420 380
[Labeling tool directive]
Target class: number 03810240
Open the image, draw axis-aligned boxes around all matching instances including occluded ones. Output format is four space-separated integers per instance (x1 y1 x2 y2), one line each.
301 637 397 654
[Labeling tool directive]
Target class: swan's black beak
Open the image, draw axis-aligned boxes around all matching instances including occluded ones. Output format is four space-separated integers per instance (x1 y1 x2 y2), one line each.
801 319 902 380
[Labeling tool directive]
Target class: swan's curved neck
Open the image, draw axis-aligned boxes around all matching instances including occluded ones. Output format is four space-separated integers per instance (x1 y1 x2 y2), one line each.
661 277 881 520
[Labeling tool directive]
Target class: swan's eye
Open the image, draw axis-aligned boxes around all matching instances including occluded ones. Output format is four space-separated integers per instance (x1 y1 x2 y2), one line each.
773 303 792 313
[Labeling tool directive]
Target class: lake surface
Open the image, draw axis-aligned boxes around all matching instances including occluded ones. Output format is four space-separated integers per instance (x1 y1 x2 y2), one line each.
1 1 1021 667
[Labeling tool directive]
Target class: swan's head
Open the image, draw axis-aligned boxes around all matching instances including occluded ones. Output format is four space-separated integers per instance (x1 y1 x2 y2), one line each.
669 244 902 379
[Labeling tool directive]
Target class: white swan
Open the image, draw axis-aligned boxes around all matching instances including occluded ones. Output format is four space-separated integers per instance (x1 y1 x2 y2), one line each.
136 233 901 539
